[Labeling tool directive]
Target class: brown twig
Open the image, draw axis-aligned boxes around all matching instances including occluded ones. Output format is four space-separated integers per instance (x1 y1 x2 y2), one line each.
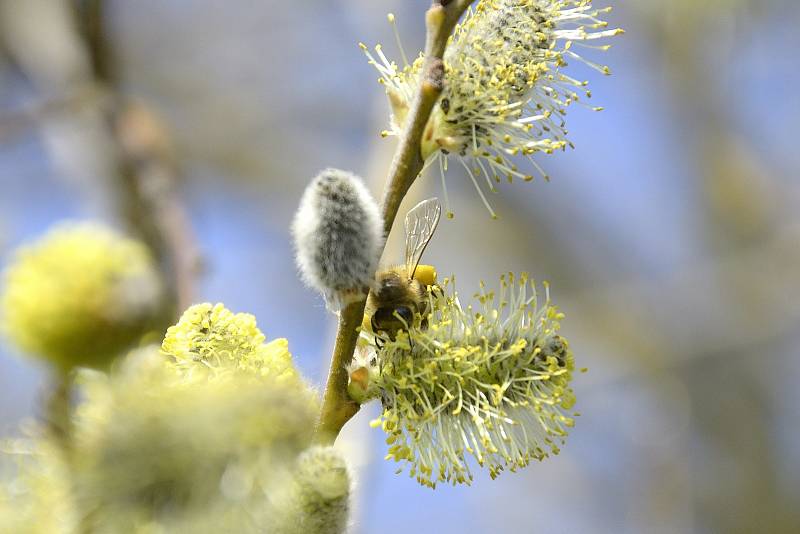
112 101 203 313
78 1 202 315
314 301 368 444
314 0 476 445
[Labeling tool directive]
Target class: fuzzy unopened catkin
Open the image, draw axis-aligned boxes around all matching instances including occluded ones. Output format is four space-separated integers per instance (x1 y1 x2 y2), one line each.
292 168 383 310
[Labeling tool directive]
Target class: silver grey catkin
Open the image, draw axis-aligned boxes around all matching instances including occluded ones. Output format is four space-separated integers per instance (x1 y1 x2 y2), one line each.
292 168 383 310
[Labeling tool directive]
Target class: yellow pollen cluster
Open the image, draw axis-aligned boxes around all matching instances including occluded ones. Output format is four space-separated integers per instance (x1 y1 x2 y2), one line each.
161 302 304 388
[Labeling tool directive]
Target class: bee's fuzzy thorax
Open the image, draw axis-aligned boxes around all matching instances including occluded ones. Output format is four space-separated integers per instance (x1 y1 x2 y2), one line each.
366 266 429 337
292 168 383 310
371 267 422 302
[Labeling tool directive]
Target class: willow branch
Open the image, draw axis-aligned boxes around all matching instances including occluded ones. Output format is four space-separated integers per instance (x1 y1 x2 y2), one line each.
380 0 473 232
314 300 367 444
314 0 475 445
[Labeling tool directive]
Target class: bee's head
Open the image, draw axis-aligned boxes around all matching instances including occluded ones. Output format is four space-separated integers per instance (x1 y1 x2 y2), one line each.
538 335 568 367
371 305 414 339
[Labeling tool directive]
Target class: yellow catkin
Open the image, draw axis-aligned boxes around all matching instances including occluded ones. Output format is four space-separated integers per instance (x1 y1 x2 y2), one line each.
363 1 622 216
1 222 162 370
368 275 577 487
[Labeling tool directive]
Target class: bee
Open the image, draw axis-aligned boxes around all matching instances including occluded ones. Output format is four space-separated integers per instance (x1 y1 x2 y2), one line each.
536 335 569 368
365 197 442 341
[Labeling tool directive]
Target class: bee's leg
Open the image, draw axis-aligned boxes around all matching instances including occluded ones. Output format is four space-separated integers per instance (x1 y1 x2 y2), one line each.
371 316 385 350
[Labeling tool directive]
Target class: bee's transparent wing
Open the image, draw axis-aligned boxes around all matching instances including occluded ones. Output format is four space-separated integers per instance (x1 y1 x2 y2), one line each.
404 197 441 279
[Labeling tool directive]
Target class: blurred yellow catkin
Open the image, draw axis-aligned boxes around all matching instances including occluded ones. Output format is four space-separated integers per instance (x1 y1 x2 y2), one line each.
0 222 162 371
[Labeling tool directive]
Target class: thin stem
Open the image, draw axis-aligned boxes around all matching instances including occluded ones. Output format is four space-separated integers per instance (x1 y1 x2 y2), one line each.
112 101 203 313
314 0 476 445
44 373 73 456
381 0 474 234
314 301 367 444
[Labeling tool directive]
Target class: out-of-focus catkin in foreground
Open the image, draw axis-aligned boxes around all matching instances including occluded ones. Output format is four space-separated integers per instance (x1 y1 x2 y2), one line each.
274 446 351 534
0 303 352 533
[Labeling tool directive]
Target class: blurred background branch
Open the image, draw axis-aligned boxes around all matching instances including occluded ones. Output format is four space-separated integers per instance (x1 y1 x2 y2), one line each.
0 0 201 315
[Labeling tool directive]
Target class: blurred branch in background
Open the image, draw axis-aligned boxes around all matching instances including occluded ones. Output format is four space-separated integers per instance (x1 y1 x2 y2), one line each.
569 219 800 382
0 0 201 315
80 0 203 315
540 2 800 531
636 2 799 531
0 84 110 144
